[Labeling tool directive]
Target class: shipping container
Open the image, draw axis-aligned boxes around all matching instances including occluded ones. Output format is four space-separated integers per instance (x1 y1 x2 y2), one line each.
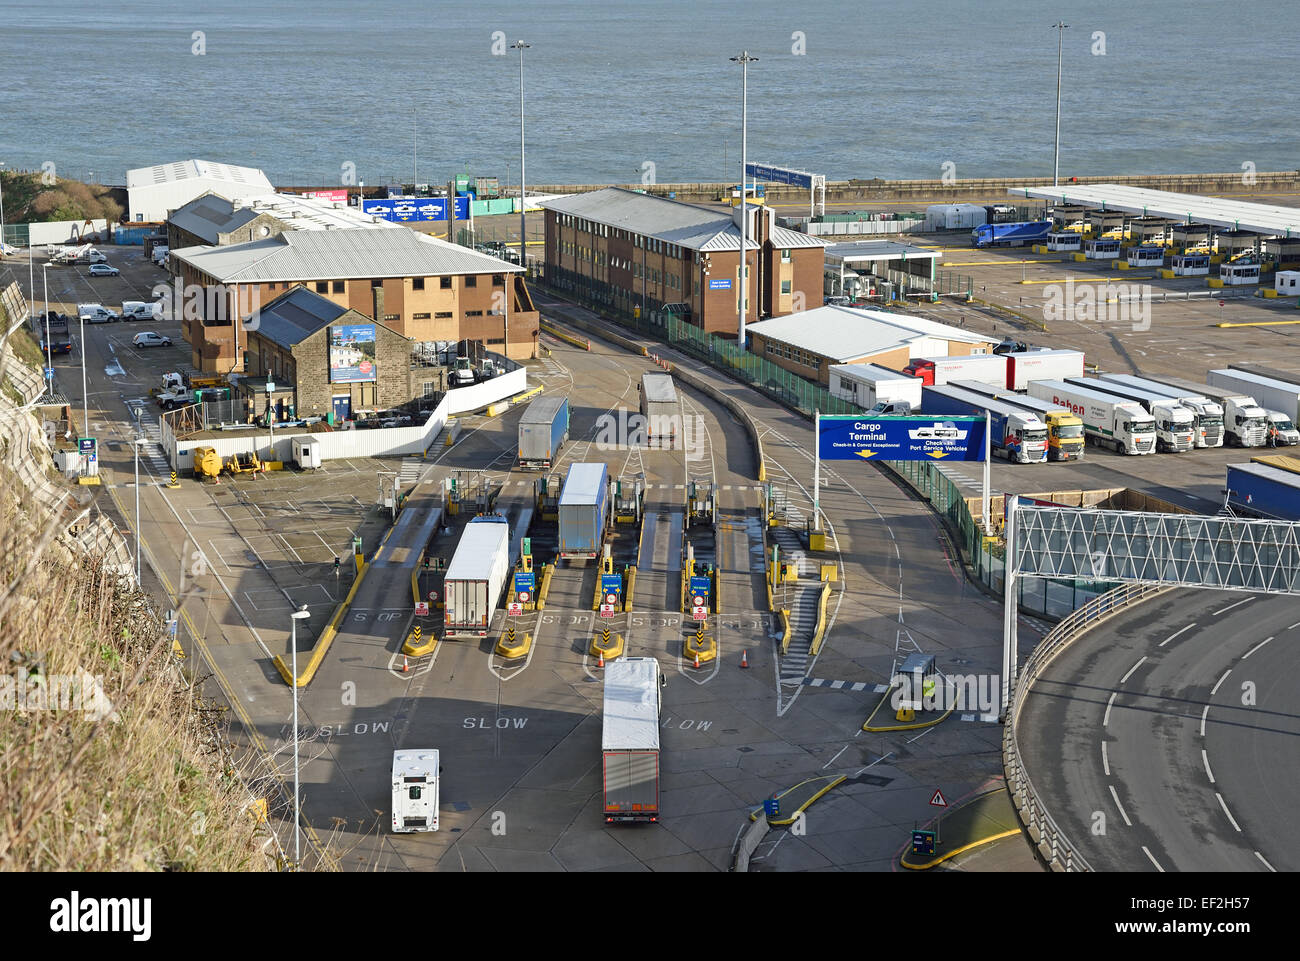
1004 349 1085 390
1225 463 1300 521
639 372 681 447
602 657 662 824
558 463 610 559
518 395 570 469
443 517 511 636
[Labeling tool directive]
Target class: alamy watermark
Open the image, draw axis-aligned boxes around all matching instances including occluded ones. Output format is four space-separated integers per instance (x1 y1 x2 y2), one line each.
592 407 706 456
151 279 263 331
889 671 999 715
1043 276 1151 332
2 668 116 719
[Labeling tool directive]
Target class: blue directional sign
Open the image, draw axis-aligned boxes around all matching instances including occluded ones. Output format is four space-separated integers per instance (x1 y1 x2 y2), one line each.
763 798 780 817
514 572 535 594
911 829 936 855
44 367 54 381
601 573 622 596
745 162 815 189
818 415 986 462
362 196 469 222
689 575 711 599
708 278 732 290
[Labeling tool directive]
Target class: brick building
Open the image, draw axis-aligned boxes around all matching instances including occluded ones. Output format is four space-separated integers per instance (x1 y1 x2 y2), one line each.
169 227 538 373
235 285 441 424
540 187 825 336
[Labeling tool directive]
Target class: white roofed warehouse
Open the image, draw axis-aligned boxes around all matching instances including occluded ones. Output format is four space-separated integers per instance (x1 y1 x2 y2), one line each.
126 159 274 223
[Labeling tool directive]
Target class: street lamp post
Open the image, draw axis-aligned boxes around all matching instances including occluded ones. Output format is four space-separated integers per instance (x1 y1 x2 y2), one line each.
1052 21 1069 187
133 435 147 582
289 605 311 870
510 40 530 271
730 52 758 348
266 377 276 461
41 263 52 400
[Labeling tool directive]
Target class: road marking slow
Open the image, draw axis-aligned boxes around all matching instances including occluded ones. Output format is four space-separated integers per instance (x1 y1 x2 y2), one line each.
1109 785 1133 826
1216 792 1242 832
1242 636 1274 659
1202 749 1215 784
1210 669 1232 696
1212 597 1254 616
1120 656 1147 684
1142 846 1165 872
1158 623 1196 647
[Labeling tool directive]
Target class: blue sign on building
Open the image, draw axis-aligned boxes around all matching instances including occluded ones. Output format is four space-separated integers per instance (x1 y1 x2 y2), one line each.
514 572 535 594
818 415 986 462
601 573 622 596
708 278 732 290
362 196 470 222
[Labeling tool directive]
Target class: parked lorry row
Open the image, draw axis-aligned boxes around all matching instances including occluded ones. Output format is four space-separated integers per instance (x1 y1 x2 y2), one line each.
1208 368 1300 446
1026 380 1157 455
901 349 1084 390
921 384 1049 463
1092 375 1225 448
1141 375 1270 447
948 381 1085 460
1070 378 1196 452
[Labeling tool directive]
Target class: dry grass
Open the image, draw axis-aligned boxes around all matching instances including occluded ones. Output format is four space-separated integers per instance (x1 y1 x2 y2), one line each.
0 458 272 871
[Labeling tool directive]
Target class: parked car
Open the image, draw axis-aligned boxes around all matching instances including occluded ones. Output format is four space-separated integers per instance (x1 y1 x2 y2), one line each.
992 338 1029 355
88 263 120 277
132 332 172 348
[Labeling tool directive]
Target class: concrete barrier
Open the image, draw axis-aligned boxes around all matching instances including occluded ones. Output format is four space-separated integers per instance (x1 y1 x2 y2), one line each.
809 581 832 656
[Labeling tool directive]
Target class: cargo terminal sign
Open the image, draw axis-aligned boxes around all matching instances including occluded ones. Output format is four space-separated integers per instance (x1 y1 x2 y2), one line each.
817 415 986 461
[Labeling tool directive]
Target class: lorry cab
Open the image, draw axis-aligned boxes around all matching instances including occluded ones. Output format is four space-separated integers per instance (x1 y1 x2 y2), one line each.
391 750 440 833
1266 412 1300 446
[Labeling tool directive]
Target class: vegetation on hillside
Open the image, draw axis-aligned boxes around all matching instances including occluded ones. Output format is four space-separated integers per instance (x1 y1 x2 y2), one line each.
0 171 125 225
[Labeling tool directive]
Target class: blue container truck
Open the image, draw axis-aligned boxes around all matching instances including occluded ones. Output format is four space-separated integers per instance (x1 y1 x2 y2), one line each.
518 395 570 469
922 384 1050 463
558 462 610 559
972 220 1052 247
1225 463 1300 521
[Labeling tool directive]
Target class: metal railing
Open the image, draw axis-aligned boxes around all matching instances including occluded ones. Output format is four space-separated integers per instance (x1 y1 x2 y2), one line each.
1002 582 1170 872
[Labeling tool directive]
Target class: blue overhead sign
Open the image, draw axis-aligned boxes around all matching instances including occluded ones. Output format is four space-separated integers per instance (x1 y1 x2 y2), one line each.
708 278 732 290
745 163 815 189
362 196 470 222
514 572 535 594
601 573 623 596
818 415 986 462
689 575 711 599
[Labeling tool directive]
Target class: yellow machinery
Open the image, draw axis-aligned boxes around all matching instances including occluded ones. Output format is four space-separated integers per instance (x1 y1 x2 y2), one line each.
192 446 222 479
225 451 263 475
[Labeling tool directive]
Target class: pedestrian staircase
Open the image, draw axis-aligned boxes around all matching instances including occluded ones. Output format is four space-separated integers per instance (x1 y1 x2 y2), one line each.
400 456 423 486
769 525 823 685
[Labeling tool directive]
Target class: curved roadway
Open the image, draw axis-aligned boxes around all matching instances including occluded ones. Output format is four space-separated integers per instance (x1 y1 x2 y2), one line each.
1019 588 1298 872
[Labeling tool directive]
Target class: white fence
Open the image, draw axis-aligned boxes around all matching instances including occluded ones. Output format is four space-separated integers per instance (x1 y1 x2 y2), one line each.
28 220 110 245
161 365 526 468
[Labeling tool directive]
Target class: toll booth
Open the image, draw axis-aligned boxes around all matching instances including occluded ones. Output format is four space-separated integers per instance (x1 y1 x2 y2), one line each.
1217 230 1259 262
1047 231 1081 252
1129 217 1171 247
535 474 561 519
1221 261 1261 285
1049 204 1088 231
1171 253 1211 276
686 480 715 528
1265 238 1300 271
612 477 644 524
1172 224 1212 253
1084 238 1121 260
1126 245 1164 268
1275 270 1300 295
892 653 938 721
1086 211 1125 238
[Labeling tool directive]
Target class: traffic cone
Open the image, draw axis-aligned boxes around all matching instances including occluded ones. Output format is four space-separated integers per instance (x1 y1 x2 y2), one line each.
402 655 409 673
693 651 700 669
741 649 749 668
597 651 605 669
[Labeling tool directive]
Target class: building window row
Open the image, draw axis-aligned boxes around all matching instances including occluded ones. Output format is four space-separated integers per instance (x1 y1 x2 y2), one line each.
763 340 820 370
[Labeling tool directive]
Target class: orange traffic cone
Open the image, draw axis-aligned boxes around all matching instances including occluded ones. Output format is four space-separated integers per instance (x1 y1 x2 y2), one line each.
597 651 605 669
741 649 749 668
402 655 409 673
693 651 700 669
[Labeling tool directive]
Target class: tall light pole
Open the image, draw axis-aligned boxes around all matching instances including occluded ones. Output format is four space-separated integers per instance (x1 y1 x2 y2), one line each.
510 40 530 271
289 604 311 870
79 312 87 434
41 263 52 400
133 435 147 582
730 52 757 348
0 160 7 252
1052 21 1068 187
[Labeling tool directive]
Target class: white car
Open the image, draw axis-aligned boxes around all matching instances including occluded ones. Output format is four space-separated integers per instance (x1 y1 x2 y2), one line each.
132 332 172 348
88 263 120 277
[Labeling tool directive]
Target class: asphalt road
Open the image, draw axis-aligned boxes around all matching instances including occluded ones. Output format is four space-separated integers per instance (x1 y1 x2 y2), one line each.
1017 588 1298 872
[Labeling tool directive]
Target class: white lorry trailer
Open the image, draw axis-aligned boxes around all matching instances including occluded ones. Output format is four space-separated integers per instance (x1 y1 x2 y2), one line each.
1003 349 1086 390
442 516 510 637
828 363 923 412
391 749 439 832
1093 374 1225 448
1207 369 1300 446
602 657 663 824
1143 375 1269 447
1027 380 1157 454
639 372 681 448
1067 377 1196 452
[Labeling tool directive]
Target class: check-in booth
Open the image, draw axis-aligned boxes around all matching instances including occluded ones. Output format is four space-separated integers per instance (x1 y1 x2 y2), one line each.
1220 262 1261 285
1085 238 1121 260
292 437 322 469
1126 245 1164 268
1276 270 1300 295
1047 231 1082 252
892 652 939 716
1171 253 1211 276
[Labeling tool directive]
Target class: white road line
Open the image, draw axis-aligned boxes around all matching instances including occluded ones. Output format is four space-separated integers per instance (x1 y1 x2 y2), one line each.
1158 623 1196 647
1109 785 1133 826
1200 704 1210 736
821 745 848 770
1288 622 1300 630
1212 596 1254 616
1210 669 1232 696
1202 749 1215 784
1142 846 1165 872
1101 741 1110 776
1103 691 1117 727
1120 656 1147 684
1241 636 1274 659
1216 792 1242 832
1255 851 1277 872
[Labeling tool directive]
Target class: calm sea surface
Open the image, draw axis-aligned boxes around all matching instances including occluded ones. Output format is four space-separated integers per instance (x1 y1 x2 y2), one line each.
1 0 1295 188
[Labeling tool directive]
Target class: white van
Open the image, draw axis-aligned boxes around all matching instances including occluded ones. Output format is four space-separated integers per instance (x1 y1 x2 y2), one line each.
76 303 119 323
291 437 321 470
391 750 439 833
121 301 162 321
151 246 169 266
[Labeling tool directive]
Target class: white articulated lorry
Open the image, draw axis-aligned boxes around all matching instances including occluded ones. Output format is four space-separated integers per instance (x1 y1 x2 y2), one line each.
1143 375 1268 448
602 657 664 824
1067 377 1196 452
391 749 439 833
443 516 510 637
1093 374 1224 448
1027 380 1156 454
1207 369 1300 446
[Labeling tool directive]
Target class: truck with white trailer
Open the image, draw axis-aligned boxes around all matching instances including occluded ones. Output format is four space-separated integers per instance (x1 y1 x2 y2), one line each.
921 384 1049 463
442 516 511 637
1004 349 1086 390
949 381 1085 461
558 462 610 560
1026 380 1157 454
602 657 663 824
828 363 923 412
639 372 681 448
1066 377 1196 452
1142 375 1269 447
517 395 571 469
1207 369 1300 446
391 749 439 833
902 353 1007 388
1092 374 1225 448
